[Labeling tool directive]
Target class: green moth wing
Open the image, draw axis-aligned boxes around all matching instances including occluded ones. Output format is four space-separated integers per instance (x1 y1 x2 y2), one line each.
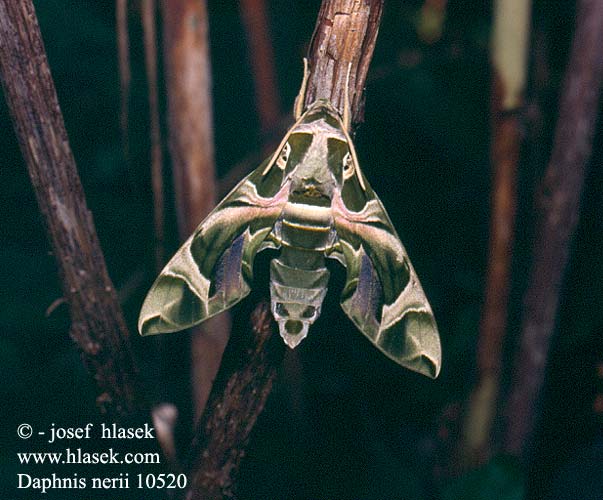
138 159 289 336
332 170 441 379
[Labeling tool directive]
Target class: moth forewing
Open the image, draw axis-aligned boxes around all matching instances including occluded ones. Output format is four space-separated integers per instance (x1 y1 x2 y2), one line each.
331 134 441 378
138 153 291 336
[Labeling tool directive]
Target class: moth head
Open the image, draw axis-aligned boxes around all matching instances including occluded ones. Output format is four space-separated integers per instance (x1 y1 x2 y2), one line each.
257 132 313 197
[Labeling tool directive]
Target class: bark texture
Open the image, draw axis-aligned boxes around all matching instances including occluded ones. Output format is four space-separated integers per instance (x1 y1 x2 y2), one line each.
0 0 140 417
186 303 283 500
502 0 603 458
305 0 384 123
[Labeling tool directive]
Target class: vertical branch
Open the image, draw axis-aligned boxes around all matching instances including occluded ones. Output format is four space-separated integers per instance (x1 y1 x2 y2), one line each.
0 0 140 417
184 2 385 498
141 0 165 268
186 303 284 500
161 0 231 421
304 0 384 123
457 0 531 468
239 0 281 135
502 0 603 459
162 0 216 238
116 0 131 158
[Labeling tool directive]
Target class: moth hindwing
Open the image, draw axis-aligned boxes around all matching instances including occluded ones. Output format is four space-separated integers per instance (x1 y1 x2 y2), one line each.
139 73 441 379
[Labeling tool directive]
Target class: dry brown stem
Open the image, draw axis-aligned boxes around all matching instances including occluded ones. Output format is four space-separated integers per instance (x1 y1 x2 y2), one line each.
186 303 283 500
239 0 281 134
0 0 140 417
142 0 166 269
456 0 531 469
305 0 384 123
116 0 131 159
502 0 603 459
160 0 231 423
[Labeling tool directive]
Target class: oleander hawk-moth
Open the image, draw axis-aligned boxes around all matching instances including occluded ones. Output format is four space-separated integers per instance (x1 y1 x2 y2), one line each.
138 61 441 378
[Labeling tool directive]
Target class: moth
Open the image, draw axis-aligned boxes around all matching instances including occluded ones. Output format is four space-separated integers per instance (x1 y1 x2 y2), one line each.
139 61 441 378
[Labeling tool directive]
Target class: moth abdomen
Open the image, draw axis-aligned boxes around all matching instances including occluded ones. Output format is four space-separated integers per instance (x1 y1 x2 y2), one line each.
269 252 329 348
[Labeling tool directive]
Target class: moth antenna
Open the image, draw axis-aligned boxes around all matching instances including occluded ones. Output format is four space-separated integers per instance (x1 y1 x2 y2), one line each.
294 58 310 119
339 62 366 191
342 61 353 131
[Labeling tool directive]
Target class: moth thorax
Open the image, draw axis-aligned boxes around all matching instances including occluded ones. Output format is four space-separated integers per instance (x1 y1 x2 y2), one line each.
280 201 334 252
269 256 329 348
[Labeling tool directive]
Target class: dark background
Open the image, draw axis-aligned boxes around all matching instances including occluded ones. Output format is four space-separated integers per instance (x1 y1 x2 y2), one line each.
2 1 602 499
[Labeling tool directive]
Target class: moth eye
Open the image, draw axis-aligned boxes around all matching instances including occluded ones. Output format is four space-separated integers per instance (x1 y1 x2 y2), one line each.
342 152 354 179
276 142 291 170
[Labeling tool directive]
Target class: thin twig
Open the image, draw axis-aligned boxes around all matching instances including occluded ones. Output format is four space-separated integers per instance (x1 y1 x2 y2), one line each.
116 0 131 159
456 0 531 470
239 0 281 135
0 0 141 418
162 0 216 238
152 402 180 470
502 0 603 459
141 0 165 269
